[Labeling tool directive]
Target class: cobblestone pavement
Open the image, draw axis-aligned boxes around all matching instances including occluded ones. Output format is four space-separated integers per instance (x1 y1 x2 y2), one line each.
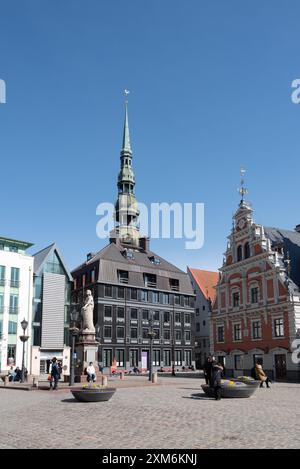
0 377 299 449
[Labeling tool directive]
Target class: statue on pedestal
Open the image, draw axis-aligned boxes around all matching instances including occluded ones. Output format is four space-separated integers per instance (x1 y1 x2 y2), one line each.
81 289 95 333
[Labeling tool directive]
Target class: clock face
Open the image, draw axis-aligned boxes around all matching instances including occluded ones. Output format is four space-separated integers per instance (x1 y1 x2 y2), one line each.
238 218 246 229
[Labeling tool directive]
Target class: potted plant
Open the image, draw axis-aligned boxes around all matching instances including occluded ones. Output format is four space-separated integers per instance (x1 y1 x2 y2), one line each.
71 383 116 402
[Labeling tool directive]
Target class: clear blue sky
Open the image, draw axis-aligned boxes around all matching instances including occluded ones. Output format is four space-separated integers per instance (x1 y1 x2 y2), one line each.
0 0 300 272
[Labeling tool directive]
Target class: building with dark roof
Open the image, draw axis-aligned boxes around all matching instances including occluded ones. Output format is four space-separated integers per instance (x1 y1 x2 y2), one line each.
211 174 300 380
71 102 195 372
188 268 218 368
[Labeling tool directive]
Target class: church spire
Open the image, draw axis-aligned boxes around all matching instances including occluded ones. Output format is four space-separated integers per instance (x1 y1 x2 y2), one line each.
121 93 132 155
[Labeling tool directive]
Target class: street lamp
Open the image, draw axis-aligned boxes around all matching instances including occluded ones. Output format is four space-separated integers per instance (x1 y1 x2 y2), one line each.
148 317 156 381
69 308 79 386
19 318 29 383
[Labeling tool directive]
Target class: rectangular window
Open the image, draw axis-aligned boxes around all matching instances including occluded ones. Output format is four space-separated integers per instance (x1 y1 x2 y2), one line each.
175 312 181 323
0 293 4 313
164 312 170 323
170 278 179 291
153 328 160 339
142 309 149 320
175 330 181 341
116 349 124 367
130 349 138 367
185 330 191 341
104 305 112 318
142 328 149 339
7 345 16 360
217 326 225 343
252 321 262 339
104 326 112 338
118 270 129 284
233 292 240 308
196 308 200 316
153 350 160 366
233 323 242 341
164 350 171 366
117 307 125 319
116 327 125 339
184 350 192 366
175 350 182 366
131 328 138 339
164 330 170 340
185 313 190 324
0 266 5 286
251 287 259 304
10 267 20 287
152 291 159 303
274 318 284 337
8 321 17 334
196 323 200 332
141 290 148 302
104 285 112 297
184 296 189 307
153 311 160 321
131 309 138 320
9 295 19 314
117 287 125 299
234 355 243 370
103 349 112 367
144 273 157 288
162 293 169 305
174 295 180 305
131 288 137 300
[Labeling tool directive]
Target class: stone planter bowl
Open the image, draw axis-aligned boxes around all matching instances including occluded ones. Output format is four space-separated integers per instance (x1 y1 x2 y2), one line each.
71 387 116 402
201 379 260 399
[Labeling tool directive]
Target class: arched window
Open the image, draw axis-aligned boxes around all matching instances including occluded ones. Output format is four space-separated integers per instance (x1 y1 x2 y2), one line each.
237 245 242 262
244 242 250 259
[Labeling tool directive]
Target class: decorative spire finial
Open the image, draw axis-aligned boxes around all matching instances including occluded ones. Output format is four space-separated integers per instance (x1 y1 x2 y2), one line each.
121 90 131 154
238 167 248 203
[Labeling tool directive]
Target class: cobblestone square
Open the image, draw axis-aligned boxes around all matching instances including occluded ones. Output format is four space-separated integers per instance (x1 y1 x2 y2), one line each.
0 377 300 449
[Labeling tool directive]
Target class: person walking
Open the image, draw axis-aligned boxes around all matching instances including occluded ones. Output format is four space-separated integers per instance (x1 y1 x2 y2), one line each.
86 362 96 383
211 361 224 400
203 356 212 385
255 362 271 388
49 357 61 390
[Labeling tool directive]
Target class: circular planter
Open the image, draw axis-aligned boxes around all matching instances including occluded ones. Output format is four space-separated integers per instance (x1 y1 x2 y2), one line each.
201 380 259 399
71 387 116 402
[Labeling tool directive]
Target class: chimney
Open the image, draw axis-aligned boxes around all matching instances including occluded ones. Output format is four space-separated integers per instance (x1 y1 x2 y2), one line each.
295 224 300 233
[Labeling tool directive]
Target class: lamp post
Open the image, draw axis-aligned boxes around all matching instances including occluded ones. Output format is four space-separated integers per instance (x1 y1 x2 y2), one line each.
148 316 156 381
69 308 79 386
19 318 29 383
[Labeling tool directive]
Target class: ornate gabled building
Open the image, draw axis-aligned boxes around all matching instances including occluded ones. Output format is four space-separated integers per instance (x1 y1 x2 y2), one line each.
71 101 195 372
211 173 300 380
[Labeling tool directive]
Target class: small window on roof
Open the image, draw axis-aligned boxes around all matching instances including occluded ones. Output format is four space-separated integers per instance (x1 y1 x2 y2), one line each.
123 249 134 260
149 256 160 265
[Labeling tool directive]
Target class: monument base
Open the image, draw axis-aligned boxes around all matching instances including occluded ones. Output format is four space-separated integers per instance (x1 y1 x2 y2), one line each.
75 332 101 383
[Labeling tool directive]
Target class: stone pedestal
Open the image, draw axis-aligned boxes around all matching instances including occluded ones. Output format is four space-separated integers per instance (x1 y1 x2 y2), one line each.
75 331 101 383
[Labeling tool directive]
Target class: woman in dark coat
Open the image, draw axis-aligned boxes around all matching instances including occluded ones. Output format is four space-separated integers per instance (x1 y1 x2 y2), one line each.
203 357 212 385
211 362 224 400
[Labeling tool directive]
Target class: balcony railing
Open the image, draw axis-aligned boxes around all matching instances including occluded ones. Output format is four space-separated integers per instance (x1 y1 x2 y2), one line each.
145 281 157 288
10 280 20 288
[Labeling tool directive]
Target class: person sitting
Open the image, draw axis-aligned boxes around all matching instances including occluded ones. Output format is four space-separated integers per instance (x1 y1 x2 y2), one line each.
14 367 22 382
86 362 96 382
132 367 140 375
8 366 16 382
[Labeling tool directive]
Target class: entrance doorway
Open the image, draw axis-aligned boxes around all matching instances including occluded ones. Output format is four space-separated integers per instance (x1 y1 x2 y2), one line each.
274 354 287 379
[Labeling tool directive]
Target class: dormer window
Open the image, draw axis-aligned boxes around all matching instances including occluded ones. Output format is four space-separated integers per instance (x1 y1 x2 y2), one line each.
118 270 129 284
170 278 179 291
123 249 134 260
144 273 157 288
149 256 161 265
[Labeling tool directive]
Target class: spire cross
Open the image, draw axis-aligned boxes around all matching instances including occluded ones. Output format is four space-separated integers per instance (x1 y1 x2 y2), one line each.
124 89 130 103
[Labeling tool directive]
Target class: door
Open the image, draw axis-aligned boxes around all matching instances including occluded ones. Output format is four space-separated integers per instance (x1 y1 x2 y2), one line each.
275 354 287 379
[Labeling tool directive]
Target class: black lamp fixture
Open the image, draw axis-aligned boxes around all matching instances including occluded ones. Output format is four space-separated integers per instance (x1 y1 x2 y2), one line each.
19 318 29 383
69 308 80 386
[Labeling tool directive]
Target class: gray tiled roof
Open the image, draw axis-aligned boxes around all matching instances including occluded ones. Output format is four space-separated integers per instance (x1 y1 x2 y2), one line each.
265 227 300 292
71 241 194 295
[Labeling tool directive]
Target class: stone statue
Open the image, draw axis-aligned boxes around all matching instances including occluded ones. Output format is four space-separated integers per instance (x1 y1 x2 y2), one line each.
81 290 95 333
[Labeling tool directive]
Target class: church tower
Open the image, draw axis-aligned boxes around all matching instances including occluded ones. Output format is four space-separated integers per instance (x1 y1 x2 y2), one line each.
113 94 140 247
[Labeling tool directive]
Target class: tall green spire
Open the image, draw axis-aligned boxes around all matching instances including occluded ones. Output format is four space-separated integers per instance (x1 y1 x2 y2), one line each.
121 101 132 155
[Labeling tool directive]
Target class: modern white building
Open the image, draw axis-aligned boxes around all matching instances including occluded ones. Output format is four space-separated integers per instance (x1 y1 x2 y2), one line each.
0 236 33 372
